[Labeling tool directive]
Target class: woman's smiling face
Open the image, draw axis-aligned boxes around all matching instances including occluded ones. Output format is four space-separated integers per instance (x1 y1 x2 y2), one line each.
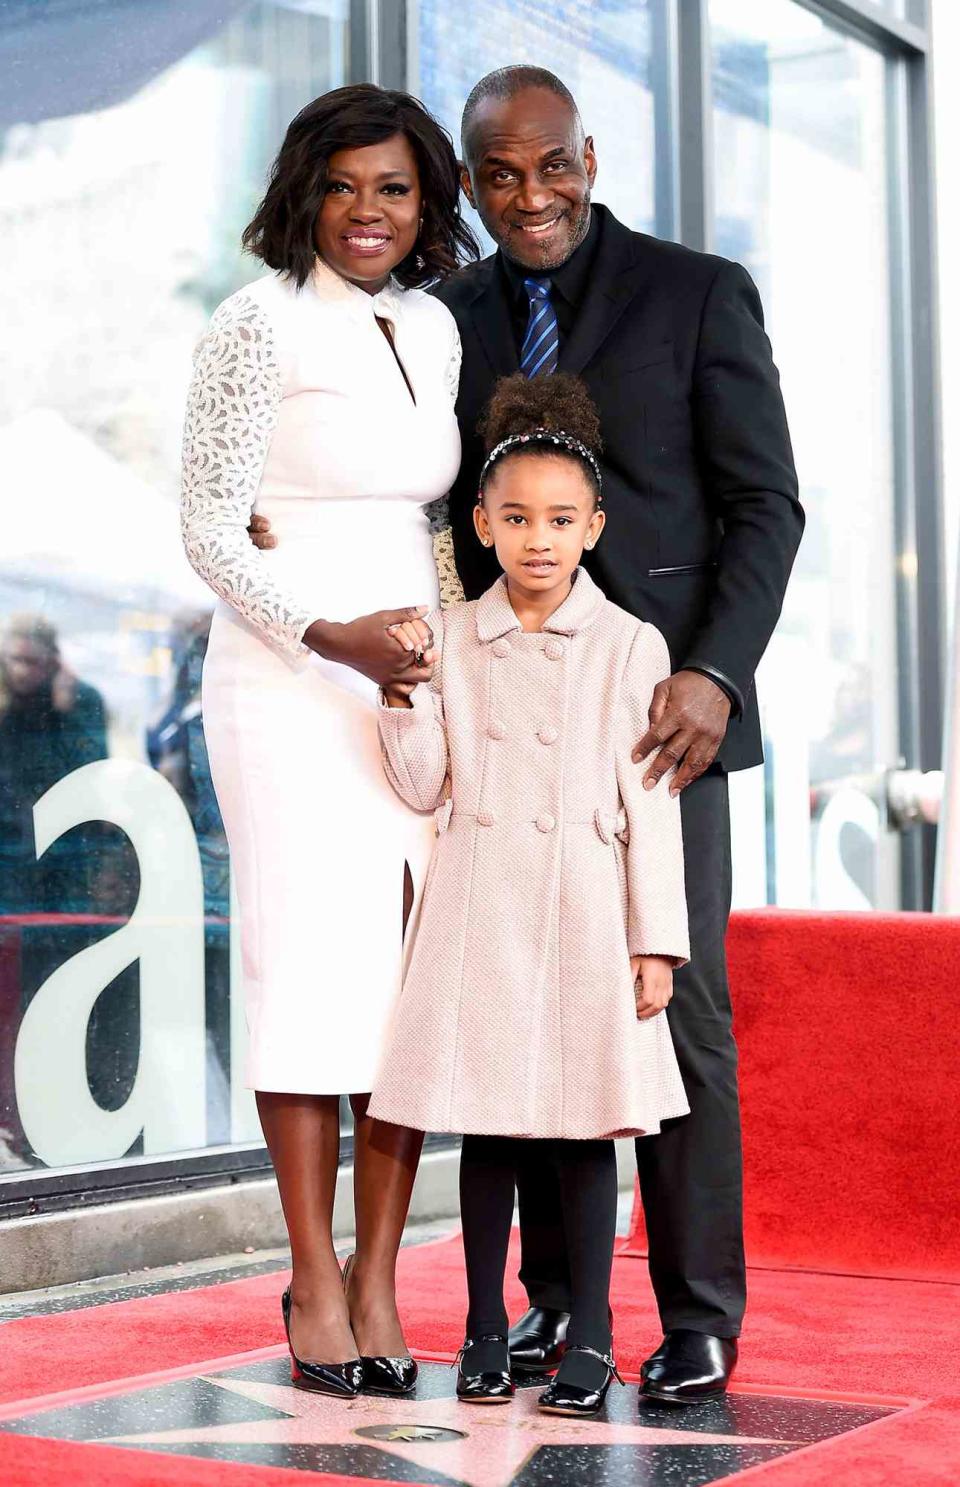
314 134 422 292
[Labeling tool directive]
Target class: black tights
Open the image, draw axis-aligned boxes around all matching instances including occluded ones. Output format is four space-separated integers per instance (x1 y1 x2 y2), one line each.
459 1136 618 1371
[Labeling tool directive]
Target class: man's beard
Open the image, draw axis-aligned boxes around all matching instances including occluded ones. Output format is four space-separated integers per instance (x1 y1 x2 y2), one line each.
504 193 592 271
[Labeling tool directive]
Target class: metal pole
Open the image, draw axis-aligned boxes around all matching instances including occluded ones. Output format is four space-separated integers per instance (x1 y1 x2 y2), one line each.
934 558 960 908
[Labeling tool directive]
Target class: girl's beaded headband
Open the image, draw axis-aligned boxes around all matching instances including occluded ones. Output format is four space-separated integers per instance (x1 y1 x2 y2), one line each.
479 428 603 499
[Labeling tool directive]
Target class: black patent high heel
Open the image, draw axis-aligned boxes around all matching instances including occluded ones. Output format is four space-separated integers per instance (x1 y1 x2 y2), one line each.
342 1253 418 1396
455 1335 515 1404
281 1286 363 1397
538 1343 624 1417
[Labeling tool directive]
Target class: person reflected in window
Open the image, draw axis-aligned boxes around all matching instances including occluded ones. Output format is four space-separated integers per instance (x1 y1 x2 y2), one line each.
0 614 107 917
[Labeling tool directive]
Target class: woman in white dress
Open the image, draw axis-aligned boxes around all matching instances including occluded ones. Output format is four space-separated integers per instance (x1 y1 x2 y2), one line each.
180 85 477 1397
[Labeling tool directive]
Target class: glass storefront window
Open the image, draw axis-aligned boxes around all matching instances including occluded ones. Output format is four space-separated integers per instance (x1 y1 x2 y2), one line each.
710 0 900 911
0 1 348 1178
415 0 674 243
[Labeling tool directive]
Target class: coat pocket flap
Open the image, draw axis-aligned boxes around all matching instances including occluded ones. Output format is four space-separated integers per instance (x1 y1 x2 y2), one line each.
434 798 453 835
594 807 629 846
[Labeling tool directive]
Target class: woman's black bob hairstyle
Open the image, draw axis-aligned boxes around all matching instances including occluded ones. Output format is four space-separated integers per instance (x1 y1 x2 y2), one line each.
243 84 480 290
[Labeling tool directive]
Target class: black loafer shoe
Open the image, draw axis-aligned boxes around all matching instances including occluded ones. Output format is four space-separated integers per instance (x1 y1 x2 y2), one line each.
640 1329 738 1406
361 1354 418 1395
455 1335 515 1404
508 1306 570 1374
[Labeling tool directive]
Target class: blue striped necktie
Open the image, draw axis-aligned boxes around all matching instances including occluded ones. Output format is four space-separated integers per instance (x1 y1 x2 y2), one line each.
520 277 559 378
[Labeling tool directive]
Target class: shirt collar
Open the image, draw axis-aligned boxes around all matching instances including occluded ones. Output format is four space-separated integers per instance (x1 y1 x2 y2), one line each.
475 566 605 642
309 255 403 317
499 207 601 309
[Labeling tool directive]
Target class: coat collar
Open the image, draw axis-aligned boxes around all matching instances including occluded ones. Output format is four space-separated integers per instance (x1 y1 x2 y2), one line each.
558 204 647 375
475 567 605 642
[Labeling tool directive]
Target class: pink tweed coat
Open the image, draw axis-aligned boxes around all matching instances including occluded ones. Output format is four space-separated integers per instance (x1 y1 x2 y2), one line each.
368 567 691 1141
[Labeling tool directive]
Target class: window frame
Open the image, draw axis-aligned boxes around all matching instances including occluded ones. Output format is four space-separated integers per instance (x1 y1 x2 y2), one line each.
678 0 941 908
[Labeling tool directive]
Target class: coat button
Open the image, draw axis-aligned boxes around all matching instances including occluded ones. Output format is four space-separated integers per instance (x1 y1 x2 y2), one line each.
477 809 494 826
492 638 511 658
535 813 556 833
488 720 506 741
537 725 558 745
544 639 565 661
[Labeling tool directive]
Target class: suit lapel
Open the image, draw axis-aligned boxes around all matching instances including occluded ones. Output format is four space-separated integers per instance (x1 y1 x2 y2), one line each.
467 260 519 377
559 207 646 376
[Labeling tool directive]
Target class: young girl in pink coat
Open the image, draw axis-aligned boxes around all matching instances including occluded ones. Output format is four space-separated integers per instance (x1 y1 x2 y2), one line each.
368 374 690 1418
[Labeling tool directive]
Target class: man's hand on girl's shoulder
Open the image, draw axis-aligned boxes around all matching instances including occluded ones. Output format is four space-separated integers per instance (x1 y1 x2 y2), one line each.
631 954 674 1021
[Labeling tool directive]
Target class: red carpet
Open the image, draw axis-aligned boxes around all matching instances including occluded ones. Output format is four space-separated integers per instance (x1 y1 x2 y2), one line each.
0 1432 379 1487
2 909 959 1481
2 1232 959 1482
4 1234 957 1408
395 1233 960 1403
730 910 960 1281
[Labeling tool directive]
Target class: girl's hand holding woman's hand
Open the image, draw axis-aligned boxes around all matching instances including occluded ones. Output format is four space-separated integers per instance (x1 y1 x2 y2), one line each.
630 954 674 1020
304 607 436 687
382 627 435 708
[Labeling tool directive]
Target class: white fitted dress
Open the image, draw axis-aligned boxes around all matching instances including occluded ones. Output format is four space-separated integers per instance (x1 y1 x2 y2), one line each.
181 260 462 1093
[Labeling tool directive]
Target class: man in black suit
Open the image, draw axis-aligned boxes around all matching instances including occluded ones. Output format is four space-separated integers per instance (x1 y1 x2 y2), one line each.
433 66 803 1406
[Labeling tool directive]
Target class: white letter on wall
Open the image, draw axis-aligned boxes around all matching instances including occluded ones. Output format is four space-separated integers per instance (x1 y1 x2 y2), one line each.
14 760 206 1166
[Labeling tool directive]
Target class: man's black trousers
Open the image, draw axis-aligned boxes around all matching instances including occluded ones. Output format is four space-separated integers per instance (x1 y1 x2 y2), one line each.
513 767 746 1338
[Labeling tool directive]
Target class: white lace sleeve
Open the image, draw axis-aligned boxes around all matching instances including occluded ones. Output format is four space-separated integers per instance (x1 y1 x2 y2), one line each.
444 319 462 405
422 317 465 608
180 294 314 657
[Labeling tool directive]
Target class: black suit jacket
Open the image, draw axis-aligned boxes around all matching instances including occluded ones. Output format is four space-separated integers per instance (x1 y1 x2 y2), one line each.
432 204 803 771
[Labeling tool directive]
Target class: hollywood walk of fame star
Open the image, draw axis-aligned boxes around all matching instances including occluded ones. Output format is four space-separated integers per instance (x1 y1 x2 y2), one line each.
105 1369 801 1487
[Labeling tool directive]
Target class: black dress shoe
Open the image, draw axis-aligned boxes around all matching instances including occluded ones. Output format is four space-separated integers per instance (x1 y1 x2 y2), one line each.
538 1344 624 1417
640 1329 738 1406
508 1306 570 1373
281 1288 364 1398
455 1335 515 1404
361 1354 418 1396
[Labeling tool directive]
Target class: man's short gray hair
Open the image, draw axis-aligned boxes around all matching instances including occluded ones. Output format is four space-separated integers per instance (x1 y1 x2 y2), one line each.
461 66 582 165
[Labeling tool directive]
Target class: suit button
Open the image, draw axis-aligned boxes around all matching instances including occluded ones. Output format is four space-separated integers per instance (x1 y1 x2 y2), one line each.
477 810 494 827
492 639 511 658
537 725 558 745
488 720 506 740
544 639 565 661
536 813 556 833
